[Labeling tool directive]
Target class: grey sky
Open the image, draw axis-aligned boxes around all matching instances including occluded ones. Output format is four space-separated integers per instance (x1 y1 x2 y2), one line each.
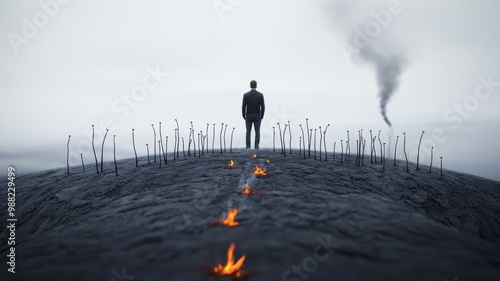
1 0 499 181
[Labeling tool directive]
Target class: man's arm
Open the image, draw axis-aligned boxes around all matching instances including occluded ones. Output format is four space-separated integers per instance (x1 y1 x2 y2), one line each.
242 95 247 119
260 95 265 119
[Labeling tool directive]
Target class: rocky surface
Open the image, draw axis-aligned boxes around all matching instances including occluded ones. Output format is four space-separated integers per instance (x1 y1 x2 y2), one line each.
1 149 500 281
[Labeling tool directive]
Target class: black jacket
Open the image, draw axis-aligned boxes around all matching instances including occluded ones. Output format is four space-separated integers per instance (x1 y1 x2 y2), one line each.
242 90 265 119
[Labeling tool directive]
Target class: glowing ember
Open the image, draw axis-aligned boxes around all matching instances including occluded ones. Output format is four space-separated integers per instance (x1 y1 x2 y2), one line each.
242 183 256 195
219 208 240 226
254 165 267 176
265 159 270 164
253 153 258 159
213 243 246 278
228 160 235 167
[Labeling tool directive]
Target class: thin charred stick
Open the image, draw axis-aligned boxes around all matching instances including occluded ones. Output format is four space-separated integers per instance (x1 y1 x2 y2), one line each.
440 157 443 179
223 124 227 153
283 124 287 157
309 129 313 157
206 123 210 154
230 127 235 153
200 131 204 156
212 123 215 154
378 130 383 163
362 139 366 165
314 128 317 160
173 129 177 161
429 146 434 173
299 136 302 157
417 130 425 171
187 128 192 156
273 127 276 152
319 127 322 161
355 140 359 166
132 129 138 167
382 142 386 172
198 133 201 158
345 131 350 162
306 118 311 156
323 124 330 161
346 141 350 164
158 140 162 169
175 119 180 158
100 128 109 172
152 124 157 163
80 153 85 172
202 135 207 156
159 122 165 161
146 144 150 165
288 121 292 155
370 130 373 163
92 125 99 174
340 140 344 163
192 122 196 157
220 123 224 154
373 136 377 163
67 135 71 174
403 132 409 172
277 123 283 154
393 135 399 166
299 124 306 159
114 135 118 175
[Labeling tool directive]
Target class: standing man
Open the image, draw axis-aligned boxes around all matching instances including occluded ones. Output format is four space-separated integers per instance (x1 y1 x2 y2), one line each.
242 80 265 149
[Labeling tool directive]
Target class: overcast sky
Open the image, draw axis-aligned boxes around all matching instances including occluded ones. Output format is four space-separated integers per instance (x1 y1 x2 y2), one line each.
1 0 499 181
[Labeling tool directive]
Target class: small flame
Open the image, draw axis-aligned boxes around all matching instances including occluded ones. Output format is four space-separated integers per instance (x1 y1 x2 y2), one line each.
254 165 267 176
213 243 246 278
253 153 257 159
265 159 270 164
219 208 240 226
228 160 235 167
242 183 256 195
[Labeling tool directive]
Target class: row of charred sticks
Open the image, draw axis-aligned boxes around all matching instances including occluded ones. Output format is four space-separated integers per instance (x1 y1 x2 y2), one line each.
66 120 444 178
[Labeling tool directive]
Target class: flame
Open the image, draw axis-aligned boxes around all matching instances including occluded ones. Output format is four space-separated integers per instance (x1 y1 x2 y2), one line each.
254 165 267 176
228 160 235 167
265 159 270 164
213 243 246 278
253 153 257 159
242 183 256 195
219 208 239 226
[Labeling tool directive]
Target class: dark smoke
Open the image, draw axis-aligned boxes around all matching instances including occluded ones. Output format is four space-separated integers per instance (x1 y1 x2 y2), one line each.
359 45 405 127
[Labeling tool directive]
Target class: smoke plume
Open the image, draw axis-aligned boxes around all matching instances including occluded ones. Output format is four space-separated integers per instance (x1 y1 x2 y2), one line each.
359 45 405 127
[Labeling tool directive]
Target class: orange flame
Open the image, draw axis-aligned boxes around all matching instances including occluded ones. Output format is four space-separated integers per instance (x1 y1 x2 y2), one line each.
253 153 257 159
228 160 235 167
242 183 256 195
219 208 240 226
213 243 246 278
254 165 267 176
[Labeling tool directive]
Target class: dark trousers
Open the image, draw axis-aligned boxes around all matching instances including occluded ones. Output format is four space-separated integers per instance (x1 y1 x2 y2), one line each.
245 114 262 148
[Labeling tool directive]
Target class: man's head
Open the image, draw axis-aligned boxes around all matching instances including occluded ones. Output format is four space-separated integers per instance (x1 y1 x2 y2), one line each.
250 80 257 89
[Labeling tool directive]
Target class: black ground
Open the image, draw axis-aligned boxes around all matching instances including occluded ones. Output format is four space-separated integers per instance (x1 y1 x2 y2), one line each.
1 149 500 281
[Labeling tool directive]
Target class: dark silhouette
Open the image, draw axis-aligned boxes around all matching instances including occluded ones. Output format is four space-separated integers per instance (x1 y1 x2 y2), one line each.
242 80 265 149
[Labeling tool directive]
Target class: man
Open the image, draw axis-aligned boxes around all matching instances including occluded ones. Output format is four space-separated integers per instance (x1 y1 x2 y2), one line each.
242 80 265 149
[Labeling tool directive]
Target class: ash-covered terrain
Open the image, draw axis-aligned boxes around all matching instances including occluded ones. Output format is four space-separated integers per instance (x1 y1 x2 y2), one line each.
1 149 500 281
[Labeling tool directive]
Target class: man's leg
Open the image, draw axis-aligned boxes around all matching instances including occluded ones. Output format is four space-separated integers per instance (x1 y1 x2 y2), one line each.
254 118 262 149
245 118 252 148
